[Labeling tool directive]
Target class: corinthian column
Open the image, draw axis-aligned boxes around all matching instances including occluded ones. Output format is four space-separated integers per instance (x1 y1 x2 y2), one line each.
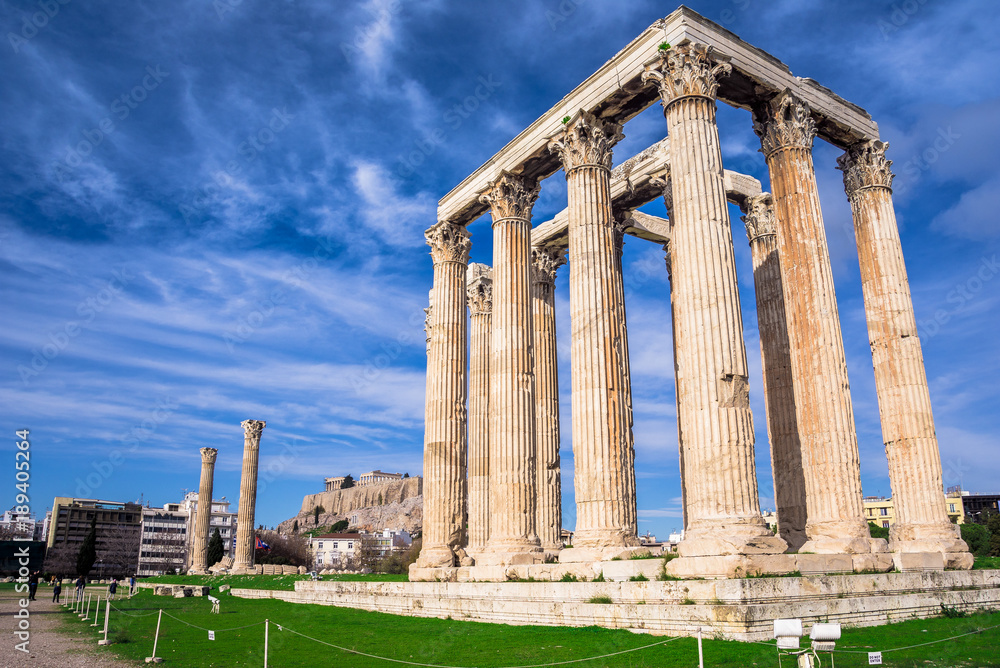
741 194 808 551
549 111 639 557
838 140 970 566
415 222 470 569
189 447 219 574
479 172 542 564
531 245 566 554
753 91 875 555
233 420 265 573
466 263 492 555
643 43 784 557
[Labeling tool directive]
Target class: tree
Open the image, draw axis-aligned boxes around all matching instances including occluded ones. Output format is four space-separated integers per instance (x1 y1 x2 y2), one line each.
43 543 76 577
960 523 990 557
207 529 225 566
313 505 325 525
331 519 349 533
254 530 311 567
988 513 1000 557
292 519 299 533
76 517 97 576
378 493 383 505
403 472 409 478
341 474 355 489
867 522 889 540
101 523 142 578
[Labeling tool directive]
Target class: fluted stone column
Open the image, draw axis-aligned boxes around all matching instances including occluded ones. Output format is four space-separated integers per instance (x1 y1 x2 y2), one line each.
233 419 265 572
742 194 808 552
838 140 971 566
466 263 492 555
531 245 566 554
644 43 784 557
479 172 542 564
549 111 639 557
415 223 470 569
752 91 877 555
189 447 218 574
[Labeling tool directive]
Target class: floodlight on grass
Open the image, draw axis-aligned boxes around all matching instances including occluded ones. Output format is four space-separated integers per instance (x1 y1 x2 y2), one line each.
810 622 841 652
774 618 803 650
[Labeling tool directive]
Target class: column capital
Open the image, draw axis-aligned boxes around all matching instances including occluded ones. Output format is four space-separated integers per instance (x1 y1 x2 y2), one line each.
650 175 673 216
200 447 218 464
837 139 894 200
548 110 624 173
642 42 731 106
752 90 817 157
662 238 673 279
425 222 471 265
467 264 493 315
531 245 567 285
741 193 776 244
479 171 540 221
241 419 265 442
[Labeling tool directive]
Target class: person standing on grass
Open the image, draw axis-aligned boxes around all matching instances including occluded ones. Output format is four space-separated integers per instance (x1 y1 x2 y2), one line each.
27 571 39 601
52 579 62 603
108 578 117 600
75 575 85 601
129 575 136 596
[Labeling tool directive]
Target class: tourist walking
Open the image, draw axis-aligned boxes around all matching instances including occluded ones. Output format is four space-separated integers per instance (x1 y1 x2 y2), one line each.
27 571 39 601
129 575 136 597
75 575 85 601
108 578 118 600
52 579 62 603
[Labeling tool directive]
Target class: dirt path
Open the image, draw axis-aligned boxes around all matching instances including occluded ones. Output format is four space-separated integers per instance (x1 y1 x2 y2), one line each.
1 586 136 667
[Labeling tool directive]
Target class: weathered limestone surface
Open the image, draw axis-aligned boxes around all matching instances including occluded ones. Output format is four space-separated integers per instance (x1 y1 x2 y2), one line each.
467 263 493 555
753 91 877 555
234 570 1000 641
741 194 807 552
233 419 265 573
644 43 784 558
415 223 470 569
549 111 638 556
531 246 566 554
838 140 971 567
479 172 542 564
297 478 423 515
189 447 218 574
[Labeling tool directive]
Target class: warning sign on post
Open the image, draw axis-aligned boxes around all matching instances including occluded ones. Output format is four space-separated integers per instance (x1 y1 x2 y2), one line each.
208 630 216 641
868 651 882 664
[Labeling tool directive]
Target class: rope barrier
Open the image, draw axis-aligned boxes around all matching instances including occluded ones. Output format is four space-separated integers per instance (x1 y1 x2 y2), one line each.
273 623 685 668
160 610 266 633
749 622 1000 655
108 603 161 618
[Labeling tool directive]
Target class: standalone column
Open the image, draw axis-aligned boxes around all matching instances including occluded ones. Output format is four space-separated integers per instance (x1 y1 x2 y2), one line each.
466 263 493 555
415 222 470 570
531 245 566 554
742 194 808 551
549 111 639 557
838 140 971 566
753 91 875 555
644 44 784 557
479 171 542 564
610 211 637 525
189 447 219 574
233 420 265 572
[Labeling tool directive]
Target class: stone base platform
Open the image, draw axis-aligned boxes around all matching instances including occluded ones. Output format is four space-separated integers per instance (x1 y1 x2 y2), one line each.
232 569 1000 641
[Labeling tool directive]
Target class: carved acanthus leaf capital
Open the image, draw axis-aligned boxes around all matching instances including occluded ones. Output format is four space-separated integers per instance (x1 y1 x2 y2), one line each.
642 42 731 106
467 264 493 315
741 193 776 244
531 245 567 285
548 110 624 172
837 139 894 200
241 419 266 443
663 238 673 279
479 171 540 221
752 90 817 156
649 175 673 214
200 447 218 464
425 222 471 265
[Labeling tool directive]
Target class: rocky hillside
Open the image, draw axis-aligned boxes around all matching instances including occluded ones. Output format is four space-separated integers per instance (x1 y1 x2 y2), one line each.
277 477 423 535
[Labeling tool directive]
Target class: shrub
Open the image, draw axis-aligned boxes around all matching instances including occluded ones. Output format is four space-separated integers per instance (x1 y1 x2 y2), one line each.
559 573 578 582
868 522 890 540
587 595 613 604
961 523 991 557
628 573 649 582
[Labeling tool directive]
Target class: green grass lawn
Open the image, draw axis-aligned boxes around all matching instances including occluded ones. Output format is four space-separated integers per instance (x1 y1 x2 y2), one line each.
140 572 408 591
974 555 1000 570
46 585 1000 668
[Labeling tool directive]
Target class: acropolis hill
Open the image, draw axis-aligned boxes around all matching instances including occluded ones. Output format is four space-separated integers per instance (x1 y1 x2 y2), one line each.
278 477 423 535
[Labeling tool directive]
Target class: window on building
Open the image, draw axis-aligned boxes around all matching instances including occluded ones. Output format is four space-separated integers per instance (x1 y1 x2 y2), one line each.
949 504 956 512
880 508 888 516
348 542 353 549
317 542 323 549
882 521 890 529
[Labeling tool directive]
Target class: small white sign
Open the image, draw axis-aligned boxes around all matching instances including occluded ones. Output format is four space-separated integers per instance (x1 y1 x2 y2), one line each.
868 651 882 665
208 631 216 641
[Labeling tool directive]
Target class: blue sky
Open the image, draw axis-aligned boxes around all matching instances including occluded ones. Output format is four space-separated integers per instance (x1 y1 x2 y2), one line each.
2 0 998 539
